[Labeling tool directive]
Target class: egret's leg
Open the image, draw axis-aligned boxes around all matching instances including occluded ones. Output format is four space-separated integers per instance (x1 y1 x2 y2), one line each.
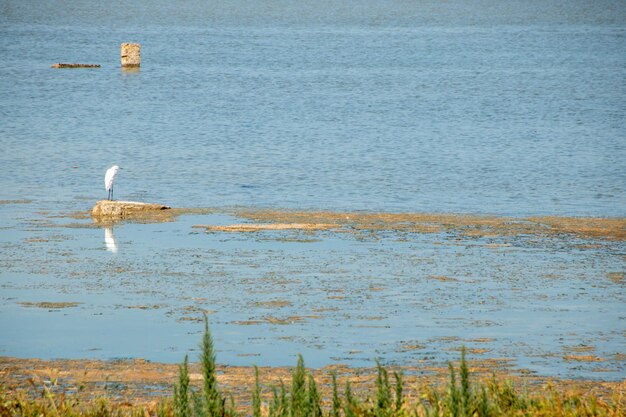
111 188 113 201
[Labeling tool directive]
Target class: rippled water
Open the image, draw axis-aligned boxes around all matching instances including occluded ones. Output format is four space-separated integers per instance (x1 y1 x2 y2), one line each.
1 0 625 215
0 1 625 380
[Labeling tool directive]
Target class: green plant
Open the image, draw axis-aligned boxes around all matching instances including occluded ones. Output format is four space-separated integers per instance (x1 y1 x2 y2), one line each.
174 354 191 417
199 314 224 417
477 386 489 417
375 359 392 417
344 379 357 417
252 366 261 417
394 370 403 414
291 354 307 417
331 371 341 417
307 373 322 417
459 348 470 417
447 362 459 417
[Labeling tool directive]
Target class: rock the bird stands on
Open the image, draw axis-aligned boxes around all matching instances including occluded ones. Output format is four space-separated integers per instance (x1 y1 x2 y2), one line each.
121 43 140 68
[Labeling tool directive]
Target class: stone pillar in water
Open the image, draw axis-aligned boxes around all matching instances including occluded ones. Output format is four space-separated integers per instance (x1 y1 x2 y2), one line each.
121 43 140 68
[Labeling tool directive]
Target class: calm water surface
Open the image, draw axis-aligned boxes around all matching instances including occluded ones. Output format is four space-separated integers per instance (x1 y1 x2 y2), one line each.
1 0 625 214
0 1 625 379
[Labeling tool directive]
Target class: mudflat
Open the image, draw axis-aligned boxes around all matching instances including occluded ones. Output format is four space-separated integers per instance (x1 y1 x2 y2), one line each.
1 356 623 412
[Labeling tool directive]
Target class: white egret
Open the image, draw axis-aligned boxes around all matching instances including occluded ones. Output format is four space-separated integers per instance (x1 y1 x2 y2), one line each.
104 165 120 200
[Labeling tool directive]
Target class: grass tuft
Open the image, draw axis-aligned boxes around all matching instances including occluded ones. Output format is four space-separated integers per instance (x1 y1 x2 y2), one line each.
331 371 341 417
447 362 459 417
459 347 470 417
393 370 403 414
252 366 261 417
200 314 224 417
375 359 392 417
174 354 191 417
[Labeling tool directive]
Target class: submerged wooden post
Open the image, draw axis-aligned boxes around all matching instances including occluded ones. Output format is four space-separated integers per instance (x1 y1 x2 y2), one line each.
121 43 140 68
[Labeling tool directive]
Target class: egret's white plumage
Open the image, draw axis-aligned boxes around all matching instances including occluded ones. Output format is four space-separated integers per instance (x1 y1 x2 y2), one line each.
104 165 120 200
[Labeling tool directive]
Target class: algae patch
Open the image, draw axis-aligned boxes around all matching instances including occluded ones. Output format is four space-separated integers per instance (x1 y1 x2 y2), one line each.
606 272 624 284
564 355 605 362
192 223 339 232
232 209 626 240
0 199 32 205
19 301 81 309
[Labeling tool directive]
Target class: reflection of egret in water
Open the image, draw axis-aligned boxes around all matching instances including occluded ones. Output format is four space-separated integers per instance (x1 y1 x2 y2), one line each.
104 227 118 253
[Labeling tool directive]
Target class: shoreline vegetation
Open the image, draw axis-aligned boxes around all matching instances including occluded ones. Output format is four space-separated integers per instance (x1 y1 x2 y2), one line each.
1 318 624 417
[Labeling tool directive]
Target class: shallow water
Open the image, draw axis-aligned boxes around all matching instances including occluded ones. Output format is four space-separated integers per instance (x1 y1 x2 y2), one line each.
1 202 624 380
0 1 625 380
